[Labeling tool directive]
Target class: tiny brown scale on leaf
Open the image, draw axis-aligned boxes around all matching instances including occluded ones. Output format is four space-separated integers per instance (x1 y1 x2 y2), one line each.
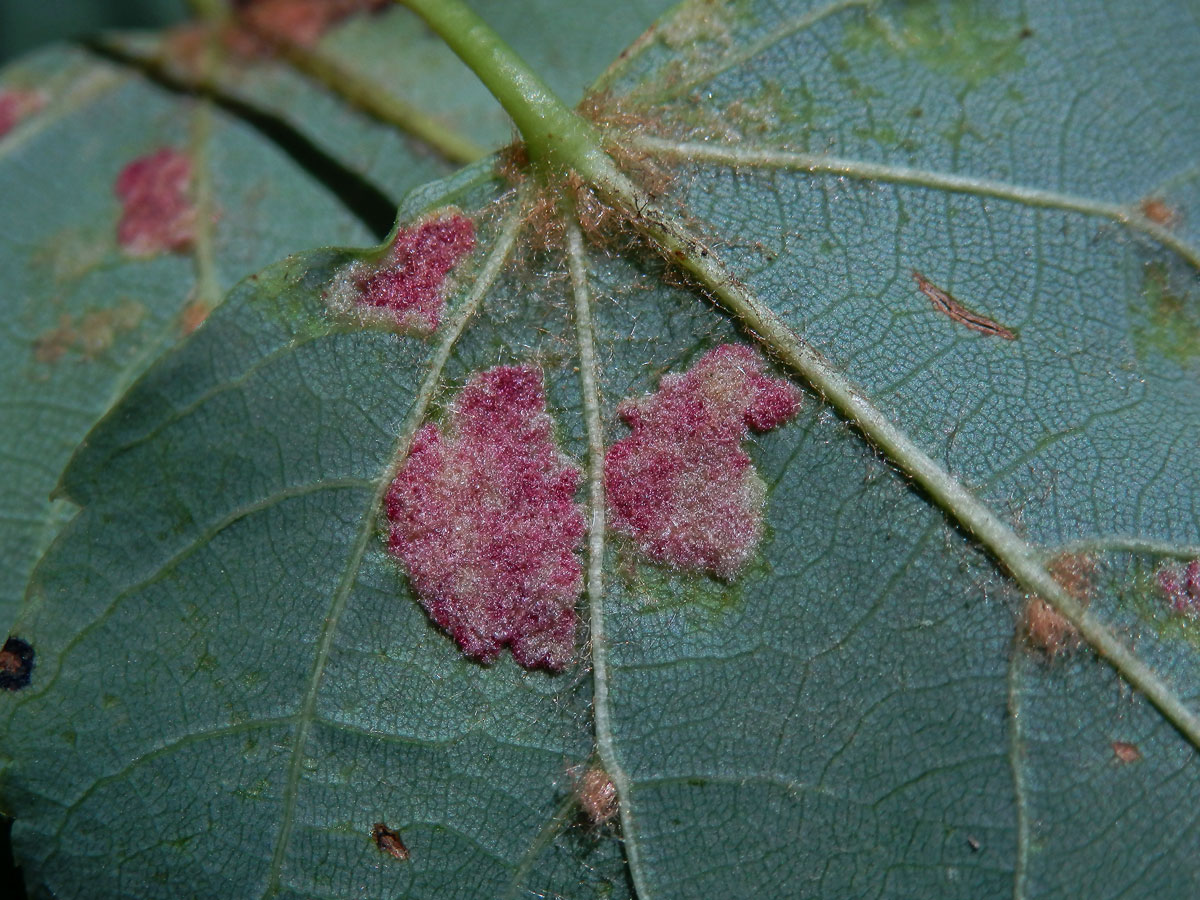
0 637 35 691
1112 741 1142 764
1020 553 1096 659
371 823 409 861
911 271 1017 340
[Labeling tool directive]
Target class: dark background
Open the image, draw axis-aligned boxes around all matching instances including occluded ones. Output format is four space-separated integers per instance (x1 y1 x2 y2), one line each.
4 2 190 896
0 0 186 63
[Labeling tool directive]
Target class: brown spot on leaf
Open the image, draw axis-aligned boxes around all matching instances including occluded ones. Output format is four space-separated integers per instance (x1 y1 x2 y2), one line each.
115 148 197 258
1112 741 1142 764
1021 596 1080 658
371 822 409 861
1140 197 1181 228
32 303 145 363
1021 553 1096 658
33 316 77 364
0 637 34 690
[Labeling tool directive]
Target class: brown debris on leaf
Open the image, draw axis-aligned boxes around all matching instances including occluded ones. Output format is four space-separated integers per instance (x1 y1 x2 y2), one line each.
1020 553 1097 659
0 637 34 691
371 822 409 861
574 765 619 826
912 271 1017 340
1111 741 1142 764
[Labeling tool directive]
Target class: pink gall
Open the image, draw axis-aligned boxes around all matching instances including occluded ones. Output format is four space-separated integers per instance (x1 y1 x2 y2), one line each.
386 366 585 670
349 214 475 333
1158 560 1200 614
605 344 802 578
114 148 197 258
0 89 45 138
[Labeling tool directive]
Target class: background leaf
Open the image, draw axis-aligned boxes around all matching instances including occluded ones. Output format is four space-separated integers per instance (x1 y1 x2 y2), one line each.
0 43 375 632
3 1 1200 899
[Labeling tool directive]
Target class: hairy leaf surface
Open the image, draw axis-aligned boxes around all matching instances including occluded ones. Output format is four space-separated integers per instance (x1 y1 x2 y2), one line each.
2 1 1200 899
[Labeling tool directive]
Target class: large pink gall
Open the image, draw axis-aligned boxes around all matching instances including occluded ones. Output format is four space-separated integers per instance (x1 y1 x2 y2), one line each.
605 344 802 578
353 214 475 332
386 366 585 670
114 148 197 258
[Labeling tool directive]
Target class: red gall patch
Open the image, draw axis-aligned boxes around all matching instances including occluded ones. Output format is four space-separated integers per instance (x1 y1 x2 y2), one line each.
0 89 45 138
1158 559 1200 614
605 344 802 578
340 213 475 333
114 148 197 258
386 366 585 671
234 0 388 50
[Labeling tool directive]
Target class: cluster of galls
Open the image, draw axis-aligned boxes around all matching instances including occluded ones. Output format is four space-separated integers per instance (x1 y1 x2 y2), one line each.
381 332 801 670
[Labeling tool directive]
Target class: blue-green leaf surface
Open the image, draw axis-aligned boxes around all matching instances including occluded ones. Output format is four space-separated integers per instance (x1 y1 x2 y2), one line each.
0 44 373 632
3 1 1200 899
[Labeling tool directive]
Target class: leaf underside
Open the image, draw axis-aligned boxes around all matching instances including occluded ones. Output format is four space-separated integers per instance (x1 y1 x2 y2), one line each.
2 2 1200 900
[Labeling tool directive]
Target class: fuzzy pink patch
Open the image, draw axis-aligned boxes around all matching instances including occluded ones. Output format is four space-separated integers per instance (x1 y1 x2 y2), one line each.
1159 560 1200 614
605 344 802 578
355 215 475 332
386 365 585 670
114 148 197 257
0 89 45 138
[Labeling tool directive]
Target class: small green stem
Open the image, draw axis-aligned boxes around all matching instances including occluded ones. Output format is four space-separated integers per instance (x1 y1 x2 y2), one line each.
396 0 612 176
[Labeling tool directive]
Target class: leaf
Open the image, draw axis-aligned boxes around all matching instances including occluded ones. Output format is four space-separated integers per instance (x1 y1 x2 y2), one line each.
0 43 374 632
3 1 1200 898
0 0 675 632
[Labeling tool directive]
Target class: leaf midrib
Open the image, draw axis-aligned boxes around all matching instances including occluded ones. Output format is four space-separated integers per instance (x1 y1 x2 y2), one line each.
563 213 652 896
